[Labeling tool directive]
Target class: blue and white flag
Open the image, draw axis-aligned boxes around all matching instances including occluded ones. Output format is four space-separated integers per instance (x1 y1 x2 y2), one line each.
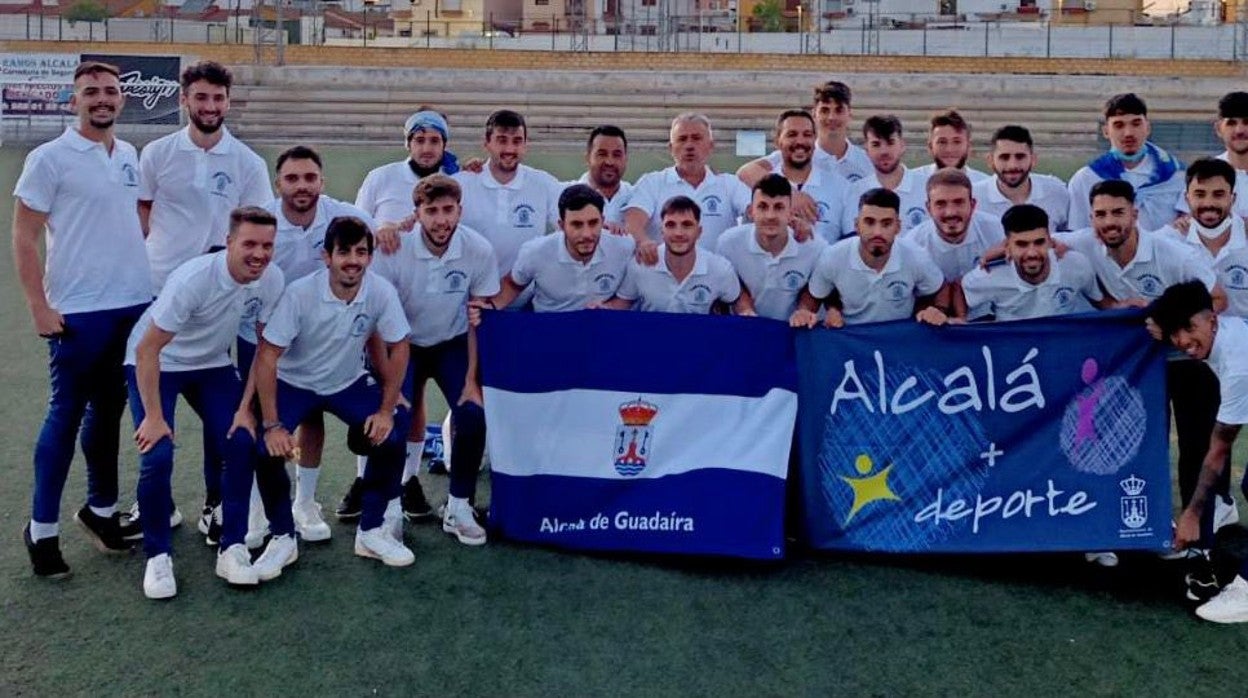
795 310 1171 553
479 311 798 559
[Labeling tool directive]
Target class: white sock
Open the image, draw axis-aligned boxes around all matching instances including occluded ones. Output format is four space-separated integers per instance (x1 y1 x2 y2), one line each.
401 447 420 485
384 496 402 519
89 504 116 518
29 520 59 542
294 465 320 506
447 495 469 514
356 454 368 478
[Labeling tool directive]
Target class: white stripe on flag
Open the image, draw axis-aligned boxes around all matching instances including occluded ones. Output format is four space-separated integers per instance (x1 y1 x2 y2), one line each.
483 387 797 480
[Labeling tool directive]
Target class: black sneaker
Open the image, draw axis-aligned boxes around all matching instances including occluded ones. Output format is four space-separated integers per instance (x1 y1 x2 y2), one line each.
73 505 134 554
401 478 434 522
336 477 364 522
117 512 143 542
204 505 222 547
23 523 71 579
1186 550 1220 603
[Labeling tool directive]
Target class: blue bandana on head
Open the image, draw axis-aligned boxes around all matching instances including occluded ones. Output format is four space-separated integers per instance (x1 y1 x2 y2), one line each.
404 110 450 144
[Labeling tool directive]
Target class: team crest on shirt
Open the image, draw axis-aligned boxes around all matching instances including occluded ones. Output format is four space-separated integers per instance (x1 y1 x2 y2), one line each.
594 272 618 295
613 397 658 477
815 201 830 223
690 284 712 305
782 270 807 291
444 270 468 293
1135 273 1164 298
905 207 926 228
845 173 864 183
886 280 910 303
1053 286 1076 309
210 171 233 198
120 162 139 187
1226 265 1248 290
512 204 536 228
240 296 263 323
702 195 722 216
349 313 371 336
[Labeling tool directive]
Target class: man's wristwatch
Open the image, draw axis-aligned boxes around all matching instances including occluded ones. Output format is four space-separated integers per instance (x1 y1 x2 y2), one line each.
262 421 283 432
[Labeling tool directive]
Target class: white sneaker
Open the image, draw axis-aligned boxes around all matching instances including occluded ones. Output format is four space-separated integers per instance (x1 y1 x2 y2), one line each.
383 497 404 543
215 544 260 586
143 554 177 600
245 502 270 550
354 526 415 567
1084 551 1119 567
1215 496 1240 533
1196 576 1248 623
252 534 298 581
292 500 331 543
442 498 487 546
128 501 183 529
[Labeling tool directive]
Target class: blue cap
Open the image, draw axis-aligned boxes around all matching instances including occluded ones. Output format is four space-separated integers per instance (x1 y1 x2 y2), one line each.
404 110 449 143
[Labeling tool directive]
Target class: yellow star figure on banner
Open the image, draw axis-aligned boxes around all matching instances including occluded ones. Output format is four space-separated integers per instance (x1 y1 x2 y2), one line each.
840 454 901 525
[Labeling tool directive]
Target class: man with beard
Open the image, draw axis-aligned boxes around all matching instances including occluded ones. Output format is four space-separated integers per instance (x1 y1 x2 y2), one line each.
256 217 413 567
566 125 632 230
1067 93 1185 233
261 146 375 542
848 116 932 232
455 109 563 295
625 113 752 257
757 109 854 243
739 80 874 185
1212 92 1248 220
489 184 634 313
972 125 1070 231
904 169 1004 318
136 61 271 542
612 196 741 313
14 61 153 578
717 174 826 322
371 175 498 546
791 188 946 329
356 108 460 233
913 110 991 183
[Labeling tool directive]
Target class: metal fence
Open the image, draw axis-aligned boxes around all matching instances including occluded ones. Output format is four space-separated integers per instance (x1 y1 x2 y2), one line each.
4 11 1248 61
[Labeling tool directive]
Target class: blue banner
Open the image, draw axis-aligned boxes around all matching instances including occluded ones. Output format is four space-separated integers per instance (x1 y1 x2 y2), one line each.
479 310 798 560
796 311 1171 553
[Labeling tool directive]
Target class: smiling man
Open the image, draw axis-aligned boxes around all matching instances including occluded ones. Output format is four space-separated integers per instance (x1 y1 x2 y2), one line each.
972 125 1070 231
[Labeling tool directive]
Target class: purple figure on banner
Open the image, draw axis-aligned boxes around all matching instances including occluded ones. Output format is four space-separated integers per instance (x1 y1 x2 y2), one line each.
1075 358 1104 449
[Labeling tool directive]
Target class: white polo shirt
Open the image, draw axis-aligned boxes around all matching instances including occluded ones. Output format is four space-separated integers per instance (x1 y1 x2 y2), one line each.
913 163 991 183
1215 151 1248 220
265 195 376 284
765 141 874 183
1164 217 1248 317
1066 157 1185 233
972 174 1071 231
903 211 1005 283
1060 228 1217 301
566 174 634 226
263 269 410 396
790 166 857 243
139 126 272 291
355 159 420 226
716 224 826 321
125 251 284 371
808 237 944 325
1209 315 1248 424
617 247 741 314
626 166 751 250
849 167 931 232
454 163 562 274
370 224 500 347
961 250 1101 322
511 232 635 313
13 127 152 315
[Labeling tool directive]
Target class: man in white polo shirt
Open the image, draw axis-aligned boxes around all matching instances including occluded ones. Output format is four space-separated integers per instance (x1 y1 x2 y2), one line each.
913 110 991 183
625 113 751 256
567 125 633 229
613 196 740 313
1067 93 1185 233
256 217 414 567
717 174 826 322
973 125 1070 231
1213 92 1248 220
372 175 499 544
1161 158 1248 316
748 109 854 243
356 108 461 232
850 115 931 232
792 188 947 329
14 61 153 578
904 168 1005 318
739 80 874 184
492 185 635 313
124 206 285 599
454 109 562 286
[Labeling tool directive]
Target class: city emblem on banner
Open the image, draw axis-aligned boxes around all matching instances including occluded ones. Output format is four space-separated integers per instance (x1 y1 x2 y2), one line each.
613 397 658 477
1119 474 1148 531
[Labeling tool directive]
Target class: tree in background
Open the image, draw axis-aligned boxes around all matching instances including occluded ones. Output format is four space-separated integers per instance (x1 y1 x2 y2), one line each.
63 0 109 24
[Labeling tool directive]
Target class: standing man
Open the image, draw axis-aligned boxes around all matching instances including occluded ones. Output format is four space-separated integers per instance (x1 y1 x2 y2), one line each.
1213 91 1248 220
849 115 931 232
913 110 991 182
569 125 633 228
739 80 874 184
972 125 1071 230
370 175 498 545
355 107 460 237
124 207 284 599
14 61 153 577
255 217 414 567
625 113 752 255
1067 93 1185 232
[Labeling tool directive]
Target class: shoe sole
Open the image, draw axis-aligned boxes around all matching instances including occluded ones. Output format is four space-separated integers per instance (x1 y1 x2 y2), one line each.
33 569 72 581
144 589 177 600
215 568 260 586
336 511 362 522
73 512 133 555
353 542 415 567
296 526 332 543
441 522 487 547
1196 607 1248 623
